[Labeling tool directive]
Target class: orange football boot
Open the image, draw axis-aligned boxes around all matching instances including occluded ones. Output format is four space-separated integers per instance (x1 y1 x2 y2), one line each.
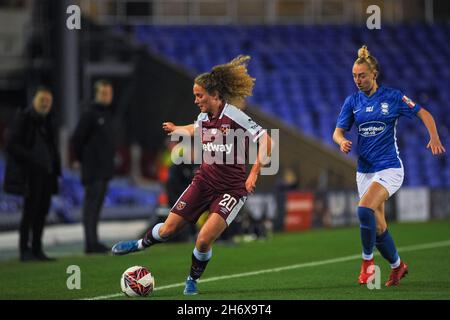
385 261 408 287
358 258 375 285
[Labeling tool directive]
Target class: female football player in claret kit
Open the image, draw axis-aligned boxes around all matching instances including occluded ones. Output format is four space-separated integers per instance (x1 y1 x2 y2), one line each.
112 55 273 295
333 45 445 286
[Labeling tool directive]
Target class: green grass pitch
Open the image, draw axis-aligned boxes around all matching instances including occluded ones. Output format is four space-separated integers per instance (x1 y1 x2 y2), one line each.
1 219 449 300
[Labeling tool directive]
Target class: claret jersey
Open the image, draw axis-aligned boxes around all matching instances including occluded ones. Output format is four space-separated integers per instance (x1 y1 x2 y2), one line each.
193 103 266 193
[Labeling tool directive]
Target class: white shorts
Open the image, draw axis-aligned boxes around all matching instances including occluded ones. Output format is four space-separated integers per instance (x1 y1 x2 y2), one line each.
356 167 404 199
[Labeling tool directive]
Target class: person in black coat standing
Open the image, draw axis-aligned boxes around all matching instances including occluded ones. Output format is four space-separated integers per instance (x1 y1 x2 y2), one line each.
3 87 61 262
72 79 116 254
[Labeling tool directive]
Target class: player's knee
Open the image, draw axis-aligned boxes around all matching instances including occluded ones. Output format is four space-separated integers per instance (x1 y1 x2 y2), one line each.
159 223 175 238
376 223 387 235
357 206 375 227
196 236 212 252
358 199 376 210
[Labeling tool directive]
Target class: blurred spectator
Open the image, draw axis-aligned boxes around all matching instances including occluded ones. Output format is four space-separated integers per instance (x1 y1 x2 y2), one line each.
72 79 115 254
150 144 200 242
167 145 199 207
273 166 299 231
276 166 299 191
169 145 200 241
155 137 178 183
3 87 61 262
241 193 277 240
312 191 331 228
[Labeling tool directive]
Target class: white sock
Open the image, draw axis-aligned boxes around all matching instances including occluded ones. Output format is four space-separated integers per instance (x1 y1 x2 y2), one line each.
390 257 401 269
137 239 144 250
362 252 374 260
152 223 165 241
193 247 212 261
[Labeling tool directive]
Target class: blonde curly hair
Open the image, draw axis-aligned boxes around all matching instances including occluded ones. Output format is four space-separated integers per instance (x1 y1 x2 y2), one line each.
194 55 255 106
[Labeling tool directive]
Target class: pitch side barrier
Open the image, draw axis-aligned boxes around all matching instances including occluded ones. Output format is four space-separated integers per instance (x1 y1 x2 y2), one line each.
0 187 447 234
248 188 449 233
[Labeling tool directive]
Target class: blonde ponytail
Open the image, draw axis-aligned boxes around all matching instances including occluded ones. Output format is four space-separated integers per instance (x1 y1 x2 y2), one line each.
358 45 370 59
355 45 379 73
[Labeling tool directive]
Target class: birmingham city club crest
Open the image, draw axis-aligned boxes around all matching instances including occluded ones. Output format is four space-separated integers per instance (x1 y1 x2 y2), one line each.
381 102 389 115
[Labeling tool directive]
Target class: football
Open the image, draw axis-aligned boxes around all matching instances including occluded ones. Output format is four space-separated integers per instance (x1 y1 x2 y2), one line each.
120 266 155 297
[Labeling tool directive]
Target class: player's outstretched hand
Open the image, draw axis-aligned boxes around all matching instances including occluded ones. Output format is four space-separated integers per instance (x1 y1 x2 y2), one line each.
427 137 446 155
340 140 352 154
162 122 176 135
246 172 258 194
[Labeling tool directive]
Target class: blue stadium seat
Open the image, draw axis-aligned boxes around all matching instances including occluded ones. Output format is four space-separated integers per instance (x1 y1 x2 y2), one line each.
132 24 450 186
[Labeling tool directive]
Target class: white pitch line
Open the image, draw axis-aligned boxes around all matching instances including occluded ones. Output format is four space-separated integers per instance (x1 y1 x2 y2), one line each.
82 239 450 300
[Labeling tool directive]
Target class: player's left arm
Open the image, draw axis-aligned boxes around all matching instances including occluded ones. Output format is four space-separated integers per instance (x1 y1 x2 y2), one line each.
246 131 273 194
416 108 446 155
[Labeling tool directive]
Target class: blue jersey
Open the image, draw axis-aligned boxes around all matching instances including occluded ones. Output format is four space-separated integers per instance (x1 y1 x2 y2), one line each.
336 86 421 173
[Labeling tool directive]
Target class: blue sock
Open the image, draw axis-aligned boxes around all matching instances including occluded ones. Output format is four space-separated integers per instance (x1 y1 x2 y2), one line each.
358 206 376 259
376 229 400 267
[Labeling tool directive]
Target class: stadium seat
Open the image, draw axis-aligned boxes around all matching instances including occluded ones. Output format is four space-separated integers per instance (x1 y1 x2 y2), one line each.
132 24 450 186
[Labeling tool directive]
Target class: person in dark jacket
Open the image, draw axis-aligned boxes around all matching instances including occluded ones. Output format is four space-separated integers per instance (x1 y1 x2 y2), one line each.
72 79 115 254
3 87 61 262
166 147 200 242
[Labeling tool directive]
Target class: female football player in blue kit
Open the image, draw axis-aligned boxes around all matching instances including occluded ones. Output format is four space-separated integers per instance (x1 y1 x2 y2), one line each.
333 45 445 286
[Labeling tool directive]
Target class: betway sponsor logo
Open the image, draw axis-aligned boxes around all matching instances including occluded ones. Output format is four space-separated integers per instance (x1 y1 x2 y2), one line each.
358 121 386 137
202 142 233 154
169 127 280 176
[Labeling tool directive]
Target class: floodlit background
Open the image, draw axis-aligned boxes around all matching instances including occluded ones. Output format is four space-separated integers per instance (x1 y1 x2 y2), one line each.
0 0 448 299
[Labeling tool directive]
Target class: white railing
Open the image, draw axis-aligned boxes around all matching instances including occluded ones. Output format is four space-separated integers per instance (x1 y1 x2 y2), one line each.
77 0 436 26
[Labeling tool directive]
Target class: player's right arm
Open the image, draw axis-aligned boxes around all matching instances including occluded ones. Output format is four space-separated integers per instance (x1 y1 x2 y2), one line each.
162 122 195 136
333 95 354 154
333 128 352 154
